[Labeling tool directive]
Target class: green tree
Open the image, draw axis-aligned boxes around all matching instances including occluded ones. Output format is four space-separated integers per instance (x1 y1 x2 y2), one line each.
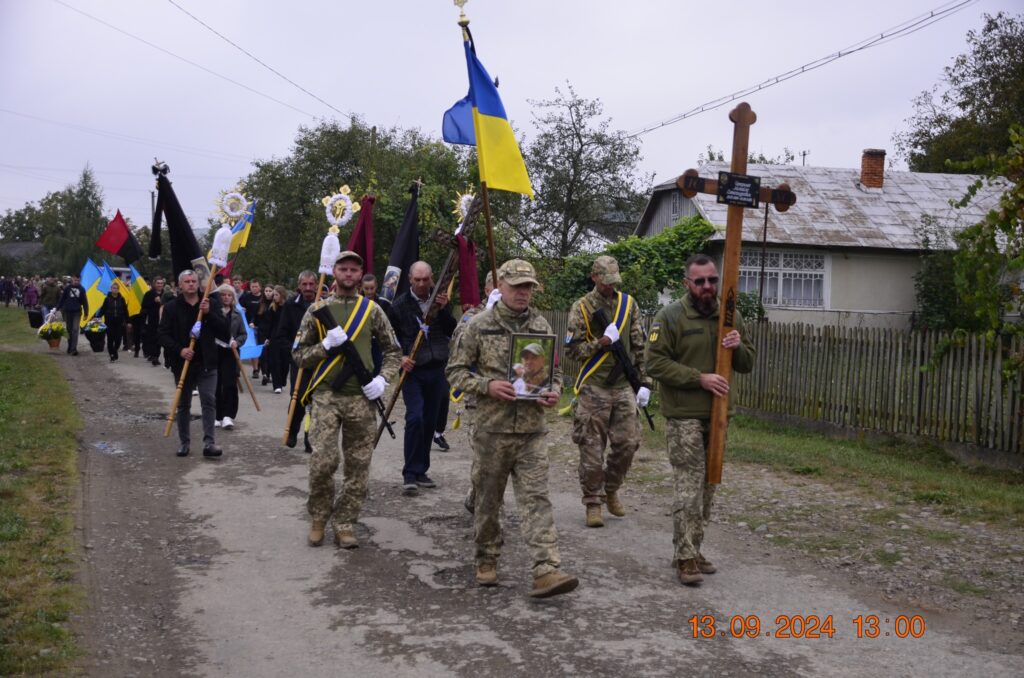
535 215 715 312
697 144 795 165
515 85 651 259
894 12 1024 173
36 168 107 274
0 203 44 242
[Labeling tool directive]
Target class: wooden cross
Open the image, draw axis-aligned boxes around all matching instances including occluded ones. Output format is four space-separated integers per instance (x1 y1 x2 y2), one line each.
676 102 796 485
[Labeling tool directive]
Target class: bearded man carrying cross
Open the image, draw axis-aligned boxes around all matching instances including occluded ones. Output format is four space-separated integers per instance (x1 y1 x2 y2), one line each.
645 254 756 585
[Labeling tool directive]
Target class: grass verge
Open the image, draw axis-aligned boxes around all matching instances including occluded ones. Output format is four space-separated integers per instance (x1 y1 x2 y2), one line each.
0 349 82 673
0 306 42 347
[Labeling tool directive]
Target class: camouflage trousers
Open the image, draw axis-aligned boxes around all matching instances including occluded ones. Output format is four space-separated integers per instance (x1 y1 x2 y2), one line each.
472 430 560 578
666 418 717 563
572 383 641 505
307 390 377 530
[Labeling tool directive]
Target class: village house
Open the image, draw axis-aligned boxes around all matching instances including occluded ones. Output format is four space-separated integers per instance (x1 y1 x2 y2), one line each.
634 150 1006 328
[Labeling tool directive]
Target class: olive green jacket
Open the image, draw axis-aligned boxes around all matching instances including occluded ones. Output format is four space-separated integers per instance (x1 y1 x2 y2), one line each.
645 294 755 419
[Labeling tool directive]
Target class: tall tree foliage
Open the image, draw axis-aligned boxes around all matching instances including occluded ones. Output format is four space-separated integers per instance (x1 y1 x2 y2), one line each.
236 120 476 284
513 85 650 259
894 12 1024 173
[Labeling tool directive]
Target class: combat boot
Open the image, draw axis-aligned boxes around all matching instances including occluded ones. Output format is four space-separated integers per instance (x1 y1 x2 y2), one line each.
308 520 326 547
606 492 625 517
530 570 579 599
696 553 717 574
334 525 358 549
476 562 498 587
585 504 604 528
678 558 704 586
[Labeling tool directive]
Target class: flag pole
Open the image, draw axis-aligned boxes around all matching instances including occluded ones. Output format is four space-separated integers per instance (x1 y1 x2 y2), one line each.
480 182 499 289
233 345 261 411
282 273 326 444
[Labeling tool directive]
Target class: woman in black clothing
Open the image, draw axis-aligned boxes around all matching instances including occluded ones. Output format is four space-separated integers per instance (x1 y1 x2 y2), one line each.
255 285 279 386
98 283 129 362
214 285 248 429
268 285 291 394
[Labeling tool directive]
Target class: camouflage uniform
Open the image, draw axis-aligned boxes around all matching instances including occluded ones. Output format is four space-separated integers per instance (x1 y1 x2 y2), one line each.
292 293 400 533
446 264 564 578
645 293 755 564
565 259 649 506
450 302 487 506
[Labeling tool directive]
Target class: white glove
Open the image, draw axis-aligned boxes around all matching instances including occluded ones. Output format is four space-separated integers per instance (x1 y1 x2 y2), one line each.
603 324 620 344
321 326 348 350
636 386 651 408
486 288 502 310
362 375 387 400
190 321 202 338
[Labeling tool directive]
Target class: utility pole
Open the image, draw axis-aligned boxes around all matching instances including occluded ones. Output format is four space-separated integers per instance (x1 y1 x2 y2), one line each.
799 150 810 166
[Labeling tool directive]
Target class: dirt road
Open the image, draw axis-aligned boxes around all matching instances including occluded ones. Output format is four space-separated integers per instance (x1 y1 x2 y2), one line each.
63 349 1021 677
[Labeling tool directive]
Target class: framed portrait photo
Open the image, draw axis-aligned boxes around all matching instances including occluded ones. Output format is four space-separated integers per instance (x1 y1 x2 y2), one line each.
507 333 555 400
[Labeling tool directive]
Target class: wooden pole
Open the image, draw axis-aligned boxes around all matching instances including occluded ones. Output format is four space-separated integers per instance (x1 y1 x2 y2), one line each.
706 103 756 484
480 182 499 289
233 345 260 411
283 273 325 444
163 265 220 437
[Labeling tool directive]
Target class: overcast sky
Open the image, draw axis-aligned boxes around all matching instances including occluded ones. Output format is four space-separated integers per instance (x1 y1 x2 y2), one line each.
0 0 1012 230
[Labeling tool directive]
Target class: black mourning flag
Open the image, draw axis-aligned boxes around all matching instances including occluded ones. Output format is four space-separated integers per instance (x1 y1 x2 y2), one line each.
382 183 420 303
150 172 202 279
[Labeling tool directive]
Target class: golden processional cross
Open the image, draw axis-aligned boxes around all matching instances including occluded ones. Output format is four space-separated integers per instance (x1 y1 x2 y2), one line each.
677 102 796 484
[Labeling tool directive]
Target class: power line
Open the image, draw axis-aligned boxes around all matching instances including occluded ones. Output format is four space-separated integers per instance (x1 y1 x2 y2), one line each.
0 108 252 163
0 163 238 181
165 0 354 121
51 0 318 119
627 0 979 138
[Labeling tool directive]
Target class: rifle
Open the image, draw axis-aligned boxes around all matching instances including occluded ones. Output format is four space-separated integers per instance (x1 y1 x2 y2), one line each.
374 194 485 445
310 305 396 439
591 306 655 430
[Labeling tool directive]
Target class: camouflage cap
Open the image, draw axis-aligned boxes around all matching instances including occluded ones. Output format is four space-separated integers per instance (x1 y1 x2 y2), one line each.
334 250 363 265
497 259 538 286
521 343 544 356
591 255 622 285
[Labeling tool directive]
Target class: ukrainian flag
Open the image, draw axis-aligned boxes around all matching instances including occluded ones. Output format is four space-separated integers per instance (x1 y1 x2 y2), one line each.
229 199 255 254
129 264 151 316
80 259 108 327
443 34 533 198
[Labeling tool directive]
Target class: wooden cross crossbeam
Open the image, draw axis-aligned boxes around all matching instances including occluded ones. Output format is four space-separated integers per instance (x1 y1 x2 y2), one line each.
677 102 797 485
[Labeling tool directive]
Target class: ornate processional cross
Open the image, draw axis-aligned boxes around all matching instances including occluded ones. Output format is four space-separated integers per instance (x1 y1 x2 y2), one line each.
677 102 796 484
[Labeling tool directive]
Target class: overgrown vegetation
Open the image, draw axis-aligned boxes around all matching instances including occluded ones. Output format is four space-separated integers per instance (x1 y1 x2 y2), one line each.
0 309 82 674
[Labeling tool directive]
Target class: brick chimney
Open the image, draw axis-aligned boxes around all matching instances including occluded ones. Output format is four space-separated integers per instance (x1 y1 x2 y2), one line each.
860 148 886 189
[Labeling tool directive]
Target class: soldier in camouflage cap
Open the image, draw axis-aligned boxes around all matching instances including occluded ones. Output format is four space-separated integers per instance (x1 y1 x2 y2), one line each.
565 255 651 527
446 259 580 598
645 254 755 585
292 250 401 549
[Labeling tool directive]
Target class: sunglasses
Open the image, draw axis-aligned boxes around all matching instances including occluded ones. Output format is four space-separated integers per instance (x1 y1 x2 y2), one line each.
689 276 719 286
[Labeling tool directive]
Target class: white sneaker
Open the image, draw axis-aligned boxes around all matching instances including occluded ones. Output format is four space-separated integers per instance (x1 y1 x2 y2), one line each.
221 416 234 430
214 419 222 428
274 388 282 394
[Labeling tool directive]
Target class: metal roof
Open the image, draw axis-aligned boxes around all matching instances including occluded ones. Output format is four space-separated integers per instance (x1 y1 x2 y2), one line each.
645 162 1007 250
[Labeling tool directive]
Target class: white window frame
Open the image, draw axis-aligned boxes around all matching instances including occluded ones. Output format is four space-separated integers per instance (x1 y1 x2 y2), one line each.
737 249 830 309
670 191 681 218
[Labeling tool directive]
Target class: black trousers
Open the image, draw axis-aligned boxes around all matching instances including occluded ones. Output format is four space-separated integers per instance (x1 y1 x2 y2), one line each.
106 321 124 359
286 361 312 439
215 349 240 420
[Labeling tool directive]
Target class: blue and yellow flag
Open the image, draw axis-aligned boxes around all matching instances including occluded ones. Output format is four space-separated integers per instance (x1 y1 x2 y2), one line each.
236 301 263 360
80 259 108 326
129 264 151 315
208 200 256 262
443 34 533 198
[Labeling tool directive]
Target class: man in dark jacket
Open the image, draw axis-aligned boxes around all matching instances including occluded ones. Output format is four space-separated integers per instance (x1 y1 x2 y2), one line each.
57 274 89 355
239 279 263 379
98 282 129 362
158 269 230 458
140 277 165 365
389 261 457 494
272 271 319 451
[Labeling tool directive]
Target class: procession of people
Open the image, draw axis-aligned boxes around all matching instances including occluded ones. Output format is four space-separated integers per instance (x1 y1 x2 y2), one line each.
28 247 753 598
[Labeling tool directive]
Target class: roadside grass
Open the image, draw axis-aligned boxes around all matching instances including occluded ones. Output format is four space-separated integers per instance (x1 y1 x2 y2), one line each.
0 306 40 347
0 350 82 673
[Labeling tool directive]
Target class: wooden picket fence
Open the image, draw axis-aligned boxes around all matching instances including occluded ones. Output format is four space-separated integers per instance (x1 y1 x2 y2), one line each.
542 311 1023 457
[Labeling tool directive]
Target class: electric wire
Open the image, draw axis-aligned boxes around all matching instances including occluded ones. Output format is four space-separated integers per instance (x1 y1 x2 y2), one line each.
627 0 979 138
51 0 318 119
164 0 354 121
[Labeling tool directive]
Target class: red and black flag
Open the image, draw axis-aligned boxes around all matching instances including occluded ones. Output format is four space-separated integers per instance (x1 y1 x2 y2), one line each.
347 195 375 275
95 210 143 263
382 183 420 303
149 169 202 279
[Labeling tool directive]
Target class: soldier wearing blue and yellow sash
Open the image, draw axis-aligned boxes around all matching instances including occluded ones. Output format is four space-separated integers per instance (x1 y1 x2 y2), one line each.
565 256 652 528
292 251 401 549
